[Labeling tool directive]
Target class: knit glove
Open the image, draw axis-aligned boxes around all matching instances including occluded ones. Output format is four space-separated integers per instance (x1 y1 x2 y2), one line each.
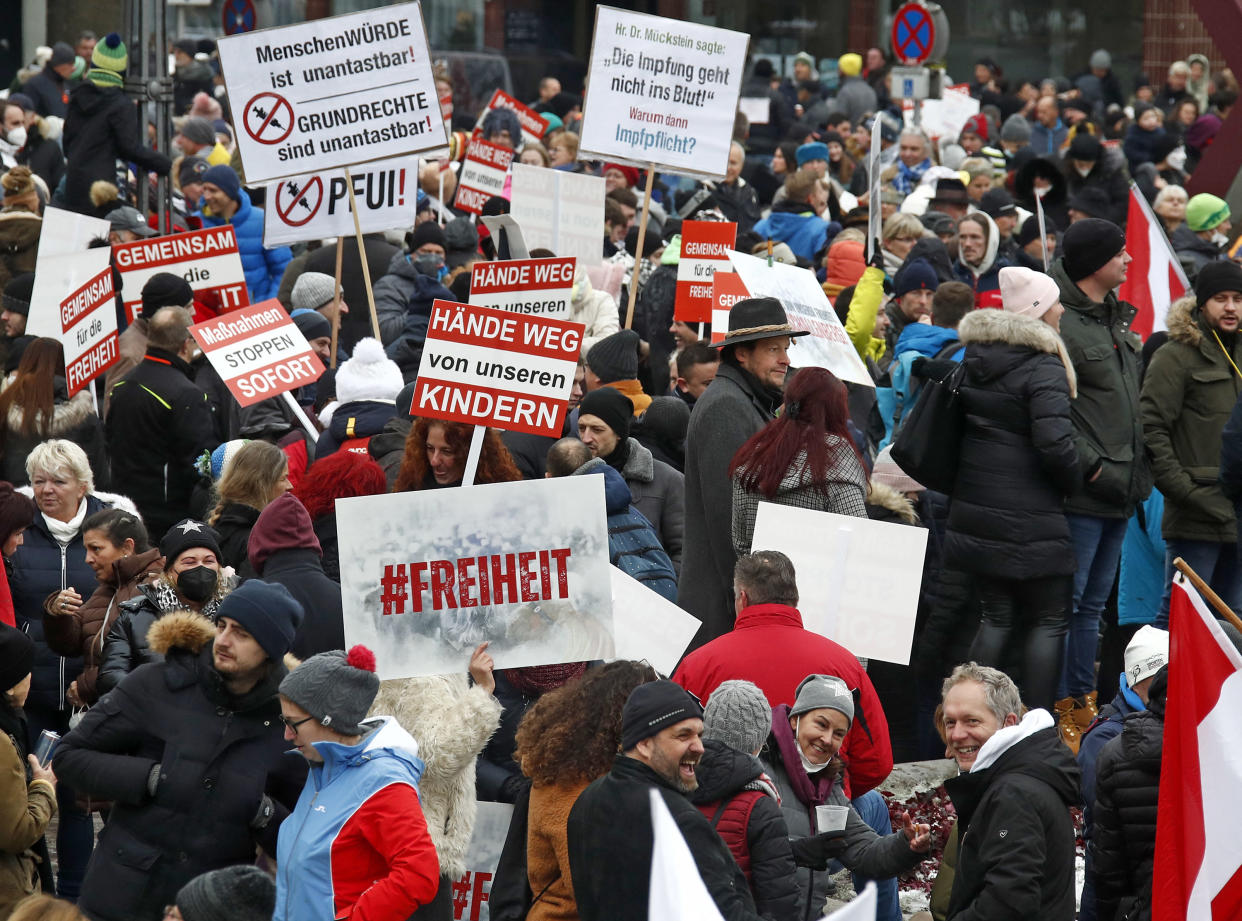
251 794 275 830
790 830 848 870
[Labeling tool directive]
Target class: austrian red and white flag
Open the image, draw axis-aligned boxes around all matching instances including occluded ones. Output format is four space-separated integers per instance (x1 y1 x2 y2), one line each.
1153 574 1242 920
1118 182 1189 340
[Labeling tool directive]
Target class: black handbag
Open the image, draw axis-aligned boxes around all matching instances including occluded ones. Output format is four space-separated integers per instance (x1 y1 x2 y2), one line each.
890 360 967 494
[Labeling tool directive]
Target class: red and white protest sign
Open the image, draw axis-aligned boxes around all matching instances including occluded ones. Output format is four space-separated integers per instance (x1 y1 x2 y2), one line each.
473 89 550 148
27 247 119 396
412 299 582 437
470 257 575 320
114 226 249 323
454 139 514 215
190 300 324 407
710 271 750 340
675 220 736 324
263 156 419 247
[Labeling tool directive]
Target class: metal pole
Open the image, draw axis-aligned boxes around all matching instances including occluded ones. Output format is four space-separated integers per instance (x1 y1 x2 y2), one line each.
152 0 172 232
129 0 150 218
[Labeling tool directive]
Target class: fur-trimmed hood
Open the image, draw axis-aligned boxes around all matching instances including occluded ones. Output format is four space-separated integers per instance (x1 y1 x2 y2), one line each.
147 609 215 654
866 481 919 524
958 308 1078 397
16 485 141 517
1164 293 1203 348
5 387 95 435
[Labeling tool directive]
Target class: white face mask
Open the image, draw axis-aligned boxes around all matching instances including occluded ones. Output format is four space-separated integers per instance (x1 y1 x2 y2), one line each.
1167 147 1188 171
1212 231 1229 247
5 127 26 148
1075 165 1093 178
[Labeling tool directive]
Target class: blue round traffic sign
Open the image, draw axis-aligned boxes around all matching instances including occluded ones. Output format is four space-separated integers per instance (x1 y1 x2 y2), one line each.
891 2 935 65
222 0 256 35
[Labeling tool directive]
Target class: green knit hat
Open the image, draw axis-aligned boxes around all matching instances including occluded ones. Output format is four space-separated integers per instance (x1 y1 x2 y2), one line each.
89 32 127 87
1187 193 1231 233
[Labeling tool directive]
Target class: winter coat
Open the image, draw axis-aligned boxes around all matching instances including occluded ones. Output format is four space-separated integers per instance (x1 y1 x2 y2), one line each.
294 234 400 353
569 269 622 359
210 501 260 574
1029 120 1068 157
526 780 588 921
615 437 684 572
54 612 307 921
713 179 763 235
1141 294 1242 541
172 60 215 116
1051 258 1152 517
1064 160 1130 228
312 513 341 583
369 674 502 878
202 191 291 303
834 77 879 127
106 348 217 539
753 206 839 264
1090 674 1165 921
951 213 1008 309
572 458 678 601
731 438 868 554
943 715 1081 921
680 362 779 644
567 754 761 921
673 603 893 799
251 540 344 660
274 716 440 921
63 82 171 215
17 119 66 192
943 308 1081 579
372 251 456 347
21 66 68 119
690 740 800 921
762 707 921 921
315 399 399 460
0 705 56 917
40 546 163 706
0 387 107 488
370 416 412 487
1169 224 1224 281
10 493 112 713
103 317 148 415
0 207 40 292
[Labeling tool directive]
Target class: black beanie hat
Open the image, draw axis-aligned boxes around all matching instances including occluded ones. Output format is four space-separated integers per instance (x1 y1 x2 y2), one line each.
578 387 633 439
586 329 640 382
215 580 304 660
160 519 222 570
1067 133 1102 162
621 679 704 750
177 865 275 921
406 221 445 252
1062 218 1127 281
141 272 194 319
1195 261 1242 308
1018 214 1057 248
2 272 34 317
0 621 35 693
1150 133 1181 166
0 481 35 551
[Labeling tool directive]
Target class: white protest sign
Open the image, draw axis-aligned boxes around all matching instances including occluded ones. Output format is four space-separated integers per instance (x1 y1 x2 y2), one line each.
817 883 877 921
454 138 514 214
738 96 770 125
578 6 749 178
610 568 700 676
473 88 550 148
113 225 249 323
675 220 736 324
413 300 582 438
451 801 514 921
470 257 575 320
263 155 419 247
510 164 606 266
904 83 979 141
216 2 446 183
723 251 873 388
189 299 325 407
37 207 110 260
336 476 614 679
27 247 118 396
751 503 926 665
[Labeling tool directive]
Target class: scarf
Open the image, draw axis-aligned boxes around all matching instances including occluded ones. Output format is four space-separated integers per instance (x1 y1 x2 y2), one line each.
733 363 784 417
891 158 931 196
770 703 842 808
603 437 631 473
45 498 88 546
0 558 14 628
501 662 589 696
149 573 230 618
608 378 653 416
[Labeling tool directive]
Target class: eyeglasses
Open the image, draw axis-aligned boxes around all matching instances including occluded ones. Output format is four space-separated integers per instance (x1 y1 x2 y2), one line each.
280 714 315 733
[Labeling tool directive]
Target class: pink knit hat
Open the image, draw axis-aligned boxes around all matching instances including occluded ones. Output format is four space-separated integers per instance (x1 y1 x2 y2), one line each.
999 266 1060 319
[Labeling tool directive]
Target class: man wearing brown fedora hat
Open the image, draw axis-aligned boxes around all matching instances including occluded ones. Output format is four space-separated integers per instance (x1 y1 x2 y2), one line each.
678 297 808 647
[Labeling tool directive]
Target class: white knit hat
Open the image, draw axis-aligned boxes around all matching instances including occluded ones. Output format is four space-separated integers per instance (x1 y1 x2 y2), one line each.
999 265 1060 319
291 272 336 312
1124 625 1169 687
335 338 404 405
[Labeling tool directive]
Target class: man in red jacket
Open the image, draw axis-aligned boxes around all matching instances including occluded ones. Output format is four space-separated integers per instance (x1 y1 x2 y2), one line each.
673 550 893 797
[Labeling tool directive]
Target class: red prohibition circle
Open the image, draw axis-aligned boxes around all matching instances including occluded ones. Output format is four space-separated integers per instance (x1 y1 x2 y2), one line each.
244 92 295 145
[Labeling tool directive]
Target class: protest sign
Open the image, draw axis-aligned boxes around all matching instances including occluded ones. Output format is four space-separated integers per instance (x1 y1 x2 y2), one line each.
451 801 513 921
216 2 446 182
37 207 110 260
27 247 118 396
709 270 749 333
610 568 700 675
454 138 514 214
510 164 605 266
263 155 419 247
412 300 582 438
904 83 979 141
721 251 872 388
675 220 736 324
114 225 249 323
336 476 614 679
470 257 575 320
578 6 750 178
751 503 926 664
473 88 549 148
190 299 325 407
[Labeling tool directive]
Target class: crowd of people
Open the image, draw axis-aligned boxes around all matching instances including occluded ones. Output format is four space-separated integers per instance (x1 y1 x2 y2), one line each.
0 23 1237 921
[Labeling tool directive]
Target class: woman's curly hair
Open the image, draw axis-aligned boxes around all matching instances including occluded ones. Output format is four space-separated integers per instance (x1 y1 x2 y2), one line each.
392 417 522 490
515 660 658 787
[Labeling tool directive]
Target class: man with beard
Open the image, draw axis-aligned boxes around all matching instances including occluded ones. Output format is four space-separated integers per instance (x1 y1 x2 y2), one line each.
567 680 764 921
953 212 1009 308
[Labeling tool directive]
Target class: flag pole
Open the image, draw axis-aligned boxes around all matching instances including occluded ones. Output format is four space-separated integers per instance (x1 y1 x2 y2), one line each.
1173 557 1242 632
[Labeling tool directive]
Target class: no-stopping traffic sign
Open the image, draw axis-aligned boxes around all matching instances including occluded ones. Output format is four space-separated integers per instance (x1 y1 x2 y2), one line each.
891 2 935 65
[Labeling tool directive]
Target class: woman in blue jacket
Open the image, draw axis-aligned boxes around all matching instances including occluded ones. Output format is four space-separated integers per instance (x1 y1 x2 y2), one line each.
200 164 291 303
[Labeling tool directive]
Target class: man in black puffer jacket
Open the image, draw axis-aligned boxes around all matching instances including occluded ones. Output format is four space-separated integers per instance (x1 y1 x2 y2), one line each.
63 33 170 215
1089 666 1167 921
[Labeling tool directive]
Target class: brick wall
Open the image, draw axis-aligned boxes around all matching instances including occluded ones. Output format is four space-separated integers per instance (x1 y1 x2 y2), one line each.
1143 0 1223 83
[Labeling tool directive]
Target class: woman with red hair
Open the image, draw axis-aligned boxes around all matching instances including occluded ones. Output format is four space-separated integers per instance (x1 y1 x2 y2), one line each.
730 367 868 554
293 451 388 582
393 419 522 491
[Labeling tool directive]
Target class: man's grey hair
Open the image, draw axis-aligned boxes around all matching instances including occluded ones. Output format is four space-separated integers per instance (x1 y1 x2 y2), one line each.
733 550 798 607
941 662 1022 723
